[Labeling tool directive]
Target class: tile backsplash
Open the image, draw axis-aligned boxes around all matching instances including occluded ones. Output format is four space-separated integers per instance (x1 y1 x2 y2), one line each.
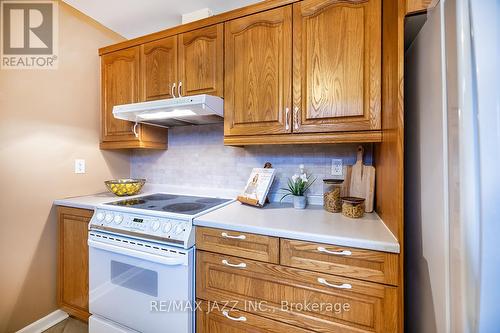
131 124 372 200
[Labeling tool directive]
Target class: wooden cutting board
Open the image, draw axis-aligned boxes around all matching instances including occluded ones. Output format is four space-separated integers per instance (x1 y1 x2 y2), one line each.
343 146 375 212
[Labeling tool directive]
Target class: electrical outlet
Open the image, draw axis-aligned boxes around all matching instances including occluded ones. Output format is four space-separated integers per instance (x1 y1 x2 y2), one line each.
331 159 343 176
74 159 86 174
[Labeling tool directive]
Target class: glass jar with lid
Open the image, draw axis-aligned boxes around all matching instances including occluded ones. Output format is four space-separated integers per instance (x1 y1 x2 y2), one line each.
323 179 344 213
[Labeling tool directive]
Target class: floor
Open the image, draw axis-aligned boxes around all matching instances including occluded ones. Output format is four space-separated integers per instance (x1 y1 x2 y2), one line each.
43 317 88 333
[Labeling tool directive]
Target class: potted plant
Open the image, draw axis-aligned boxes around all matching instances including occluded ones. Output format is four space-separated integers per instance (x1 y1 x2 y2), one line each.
280 166 316 209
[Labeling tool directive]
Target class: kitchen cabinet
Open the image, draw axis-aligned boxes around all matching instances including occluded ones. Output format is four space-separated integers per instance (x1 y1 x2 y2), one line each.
142 24 223 101
223 0 382 144
100 24 224 149
100 47 167 149
57 206 92 321
141 36 178 101
196 227 399 333
224 6 292 136
292 0 381 133
179 24 224 97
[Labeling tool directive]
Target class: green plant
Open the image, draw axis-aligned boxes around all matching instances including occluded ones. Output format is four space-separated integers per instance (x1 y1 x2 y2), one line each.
280 172 316 201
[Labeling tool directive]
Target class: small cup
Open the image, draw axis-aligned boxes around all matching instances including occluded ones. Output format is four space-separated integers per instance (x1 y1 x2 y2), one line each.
341 197 365 218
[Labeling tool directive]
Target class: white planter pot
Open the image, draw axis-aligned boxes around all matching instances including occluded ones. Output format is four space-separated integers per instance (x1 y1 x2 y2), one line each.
293 195 307 209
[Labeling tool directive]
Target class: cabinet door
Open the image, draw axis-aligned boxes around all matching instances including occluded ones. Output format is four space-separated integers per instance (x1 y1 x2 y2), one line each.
179 24 223 97
141 36 178 101
58 206 93 321
293 0 381 133
224 6 292 136
101 47 141 142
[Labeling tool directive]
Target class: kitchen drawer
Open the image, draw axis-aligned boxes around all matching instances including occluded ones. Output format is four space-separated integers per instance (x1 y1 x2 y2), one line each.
281 239 399 286
197 251 398 333
196 300 311 333
196 226 279 263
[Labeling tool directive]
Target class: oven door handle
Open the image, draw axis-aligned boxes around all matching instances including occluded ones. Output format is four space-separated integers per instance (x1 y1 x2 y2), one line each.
88 239 188 266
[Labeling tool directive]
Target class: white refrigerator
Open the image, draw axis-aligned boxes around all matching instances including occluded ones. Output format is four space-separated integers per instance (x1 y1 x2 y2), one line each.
405 0 499 332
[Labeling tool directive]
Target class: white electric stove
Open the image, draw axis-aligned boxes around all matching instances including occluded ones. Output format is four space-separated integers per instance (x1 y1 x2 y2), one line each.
88 193 233 333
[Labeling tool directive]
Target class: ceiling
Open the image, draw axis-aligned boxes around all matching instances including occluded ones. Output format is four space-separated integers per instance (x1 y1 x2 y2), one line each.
63 0 262 39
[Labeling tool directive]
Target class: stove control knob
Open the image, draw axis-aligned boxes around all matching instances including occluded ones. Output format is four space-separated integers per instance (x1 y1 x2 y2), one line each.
151 221 161 232
174 224 184 235
105 214 114 224
162 222 172 234
95 212 105 222
113 215 123 225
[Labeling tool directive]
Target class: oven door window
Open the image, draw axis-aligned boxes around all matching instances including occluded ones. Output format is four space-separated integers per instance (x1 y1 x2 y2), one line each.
111 260 158 297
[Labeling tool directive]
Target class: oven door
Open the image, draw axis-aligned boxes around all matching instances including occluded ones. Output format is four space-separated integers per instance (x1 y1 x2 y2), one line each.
88 231 194 333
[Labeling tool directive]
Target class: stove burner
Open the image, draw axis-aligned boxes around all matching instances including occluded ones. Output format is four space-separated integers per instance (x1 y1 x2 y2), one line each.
115 199 146 206
196 198 224 204
162 202 206 213
142 194 179 201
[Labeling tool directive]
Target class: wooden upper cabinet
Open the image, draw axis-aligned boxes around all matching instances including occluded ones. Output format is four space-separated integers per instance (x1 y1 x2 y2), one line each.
141 36 178 101
100 47 167 149
224 6 292 136
101 47 141 143
179 24 224 97
292 0 381 133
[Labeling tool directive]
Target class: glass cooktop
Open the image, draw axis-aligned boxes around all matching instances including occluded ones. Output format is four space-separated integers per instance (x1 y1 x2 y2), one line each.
105 193 231 216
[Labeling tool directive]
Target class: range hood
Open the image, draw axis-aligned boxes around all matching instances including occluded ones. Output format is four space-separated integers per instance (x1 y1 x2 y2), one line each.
112 94 223 127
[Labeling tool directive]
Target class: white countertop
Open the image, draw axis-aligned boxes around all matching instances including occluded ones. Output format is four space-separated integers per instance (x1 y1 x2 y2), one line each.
54 187 400 253
194 202 400 253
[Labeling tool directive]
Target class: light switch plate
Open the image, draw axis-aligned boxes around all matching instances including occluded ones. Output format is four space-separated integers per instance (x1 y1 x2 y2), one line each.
75 159 86 174
331 159 343 176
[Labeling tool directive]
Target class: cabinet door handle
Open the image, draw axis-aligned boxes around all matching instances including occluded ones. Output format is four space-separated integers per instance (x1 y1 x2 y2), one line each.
317 247 352 256
133 122 139 138
178 81 183 97
222 259 247 269
294 106 300 130
317 278 352 289
285 107 290 131
221 232 246 240
222 310 247 322
171 82 176 98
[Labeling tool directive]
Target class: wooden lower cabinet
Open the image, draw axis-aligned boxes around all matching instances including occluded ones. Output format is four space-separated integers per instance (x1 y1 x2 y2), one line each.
57 206 92 321
197 250 397 333
196 300 312 333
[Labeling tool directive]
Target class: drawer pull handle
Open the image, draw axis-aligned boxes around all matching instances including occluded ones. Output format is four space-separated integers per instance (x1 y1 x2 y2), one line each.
317 278 352 289
221 232 246 240
222 310 247 322
222 259 247 268
317 247 352 256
